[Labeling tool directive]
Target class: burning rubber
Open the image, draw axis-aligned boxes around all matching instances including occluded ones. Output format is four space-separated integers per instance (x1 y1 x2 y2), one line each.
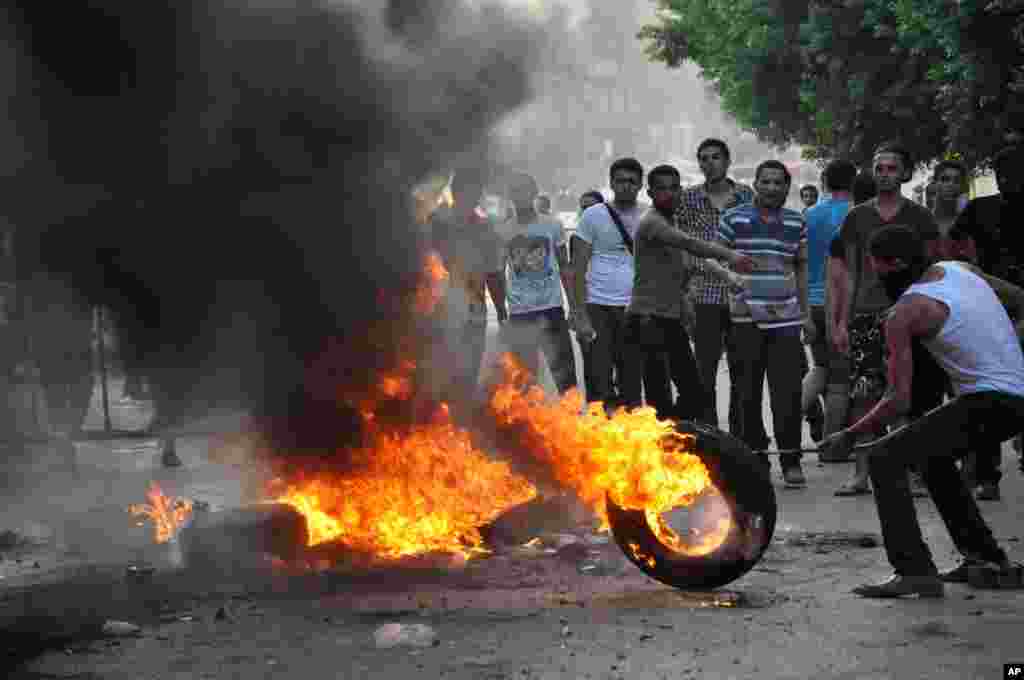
606 421 777 590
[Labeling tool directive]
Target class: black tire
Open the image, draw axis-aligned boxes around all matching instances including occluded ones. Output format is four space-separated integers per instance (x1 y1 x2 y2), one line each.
607 420 776 589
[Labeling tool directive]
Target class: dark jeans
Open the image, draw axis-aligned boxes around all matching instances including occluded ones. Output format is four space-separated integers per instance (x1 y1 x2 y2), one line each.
503 307 578 394
621 313 712 422
692 303 764 441
581 304 628 405
868 391 1022 576
731 324 805 466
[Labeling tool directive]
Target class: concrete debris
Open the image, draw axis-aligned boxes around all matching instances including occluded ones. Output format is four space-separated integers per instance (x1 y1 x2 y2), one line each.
373 623 438 649
101 621 142 637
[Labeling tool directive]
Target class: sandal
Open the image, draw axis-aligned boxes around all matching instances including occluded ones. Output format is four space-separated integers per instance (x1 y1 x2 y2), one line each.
834 481 871 497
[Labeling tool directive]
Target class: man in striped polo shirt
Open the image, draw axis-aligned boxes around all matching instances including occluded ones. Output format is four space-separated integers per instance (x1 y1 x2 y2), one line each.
718 160 811 487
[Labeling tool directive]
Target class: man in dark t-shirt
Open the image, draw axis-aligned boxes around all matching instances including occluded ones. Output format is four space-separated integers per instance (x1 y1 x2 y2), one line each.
827 143 941 495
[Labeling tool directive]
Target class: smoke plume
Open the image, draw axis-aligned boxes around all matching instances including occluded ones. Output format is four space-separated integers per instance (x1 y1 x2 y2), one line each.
2 0 541 451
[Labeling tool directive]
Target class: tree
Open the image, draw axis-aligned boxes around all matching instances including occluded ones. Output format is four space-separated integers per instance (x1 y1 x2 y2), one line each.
640 0 1024 169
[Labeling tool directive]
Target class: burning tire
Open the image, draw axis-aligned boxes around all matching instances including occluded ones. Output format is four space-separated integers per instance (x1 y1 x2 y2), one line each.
606 421 776 589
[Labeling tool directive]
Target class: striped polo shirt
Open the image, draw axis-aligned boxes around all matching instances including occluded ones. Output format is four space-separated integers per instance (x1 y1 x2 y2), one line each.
718 203 807 329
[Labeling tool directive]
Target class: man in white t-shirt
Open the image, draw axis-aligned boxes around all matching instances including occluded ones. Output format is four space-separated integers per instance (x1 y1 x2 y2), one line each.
571 158 647 407
824 226 1024 599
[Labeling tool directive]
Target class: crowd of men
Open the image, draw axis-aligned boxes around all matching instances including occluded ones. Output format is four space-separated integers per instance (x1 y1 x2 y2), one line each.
430 136 1024 598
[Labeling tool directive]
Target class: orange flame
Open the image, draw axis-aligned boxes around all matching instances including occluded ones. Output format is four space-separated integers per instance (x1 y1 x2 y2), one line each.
129 482 194 543
489 354 731 557
270 415 536 559
414 251 449 315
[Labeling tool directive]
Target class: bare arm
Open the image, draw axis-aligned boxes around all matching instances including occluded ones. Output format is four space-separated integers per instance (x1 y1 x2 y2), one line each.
643 217 753 271
828 256 850 328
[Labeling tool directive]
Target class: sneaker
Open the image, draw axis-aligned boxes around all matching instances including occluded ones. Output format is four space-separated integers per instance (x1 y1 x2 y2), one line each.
975 483 1000 501
782 464 806 488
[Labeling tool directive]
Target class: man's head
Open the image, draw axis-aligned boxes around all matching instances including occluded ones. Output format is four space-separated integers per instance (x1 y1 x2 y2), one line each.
932 160 966 205
578 190 604 212
646 165 682 214
993 145 1024 199
753 160 791 210
872 141 914 195
823 159 857 194
696 138 731 184
450 165 489 212
799 184 819 208
609 157 643 204
868 225 930 300
507 171 540 217
535 194 552 215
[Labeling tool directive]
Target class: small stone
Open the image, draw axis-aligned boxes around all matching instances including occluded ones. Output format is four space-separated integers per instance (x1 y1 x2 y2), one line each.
733 658 740 664
214 606 230 621
102 621 141 637
964 594 976 601
969 610 983 616
616 652 627 660
639 633 654 641
32 562 40 569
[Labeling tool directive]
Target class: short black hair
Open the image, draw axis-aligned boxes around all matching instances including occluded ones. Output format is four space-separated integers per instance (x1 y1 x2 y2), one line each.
609 157 644 182
852 170 878 204
800 184 819 195
932 160 966 182
869 224 926 266
579 190 604 205
823 159 858 192
647 164 681 187
992 145 1024 178
697 138 730 160
755 160 791 185
874 141 914 175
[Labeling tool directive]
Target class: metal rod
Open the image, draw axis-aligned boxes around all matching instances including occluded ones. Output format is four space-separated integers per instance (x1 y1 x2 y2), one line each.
751 443 874 456
95 307 113 433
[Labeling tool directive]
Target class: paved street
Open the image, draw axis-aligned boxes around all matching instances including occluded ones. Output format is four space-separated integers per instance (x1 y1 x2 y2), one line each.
3 350 1024 679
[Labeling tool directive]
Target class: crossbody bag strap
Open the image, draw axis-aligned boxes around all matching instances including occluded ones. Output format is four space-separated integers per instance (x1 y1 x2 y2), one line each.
606 204 633 255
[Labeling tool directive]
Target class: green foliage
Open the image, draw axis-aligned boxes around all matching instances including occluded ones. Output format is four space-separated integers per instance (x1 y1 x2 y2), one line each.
640 0 1024 169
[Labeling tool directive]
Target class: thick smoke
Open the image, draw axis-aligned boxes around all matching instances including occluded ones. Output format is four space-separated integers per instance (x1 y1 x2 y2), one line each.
2 1 540 451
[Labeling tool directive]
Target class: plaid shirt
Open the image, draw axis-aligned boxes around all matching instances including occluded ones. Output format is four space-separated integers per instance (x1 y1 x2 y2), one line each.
676 180 755 305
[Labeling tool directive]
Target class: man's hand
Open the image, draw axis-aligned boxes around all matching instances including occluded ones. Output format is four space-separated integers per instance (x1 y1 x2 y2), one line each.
821 428 856 460
730 252 756 274
832 323 850 355
802 318 818 346
725 271 746 293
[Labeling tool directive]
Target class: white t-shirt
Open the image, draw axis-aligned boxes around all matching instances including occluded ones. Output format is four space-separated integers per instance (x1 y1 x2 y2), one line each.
574 202 646 307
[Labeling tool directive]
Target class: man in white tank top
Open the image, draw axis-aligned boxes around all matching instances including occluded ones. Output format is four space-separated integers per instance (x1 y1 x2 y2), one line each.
824 225 1024 598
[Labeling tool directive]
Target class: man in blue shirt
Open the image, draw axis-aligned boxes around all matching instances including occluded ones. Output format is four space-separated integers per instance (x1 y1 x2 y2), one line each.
718 161 811 487
803 159 856 463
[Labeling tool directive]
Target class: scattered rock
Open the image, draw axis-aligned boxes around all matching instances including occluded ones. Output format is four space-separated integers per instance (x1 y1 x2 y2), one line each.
373 623 438 649
214 606 231 621
909 621 955 638
616 652 627 661
101 621 142 637
639 633 654 642
964 594 976 601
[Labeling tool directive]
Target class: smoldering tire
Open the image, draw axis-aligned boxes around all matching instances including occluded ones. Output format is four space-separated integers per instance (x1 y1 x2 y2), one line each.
606 422 777 590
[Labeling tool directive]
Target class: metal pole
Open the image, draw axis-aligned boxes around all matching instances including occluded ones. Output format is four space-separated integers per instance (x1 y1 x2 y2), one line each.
95 307 113 433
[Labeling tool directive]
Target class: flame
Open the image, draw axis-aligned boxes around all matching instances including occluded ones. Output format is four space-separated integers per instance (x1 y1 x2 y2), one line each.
270 413 536 559
129 482 194 543
488 354 731 557
414 251 449 314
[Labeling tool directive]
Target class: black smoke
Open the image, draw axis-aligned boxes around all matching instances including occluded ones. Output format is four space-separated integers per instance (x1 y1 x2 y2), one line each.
2 0 538 451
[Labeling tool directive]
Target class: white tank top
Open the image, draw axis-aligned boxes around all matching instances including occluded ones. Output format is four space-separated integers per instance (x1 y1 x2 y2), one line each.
902 262 1024 397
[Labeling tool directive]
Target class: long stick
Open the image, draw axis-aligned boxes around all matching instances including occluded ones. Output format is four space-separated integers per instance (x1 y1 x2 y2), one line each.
751 443 874 456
